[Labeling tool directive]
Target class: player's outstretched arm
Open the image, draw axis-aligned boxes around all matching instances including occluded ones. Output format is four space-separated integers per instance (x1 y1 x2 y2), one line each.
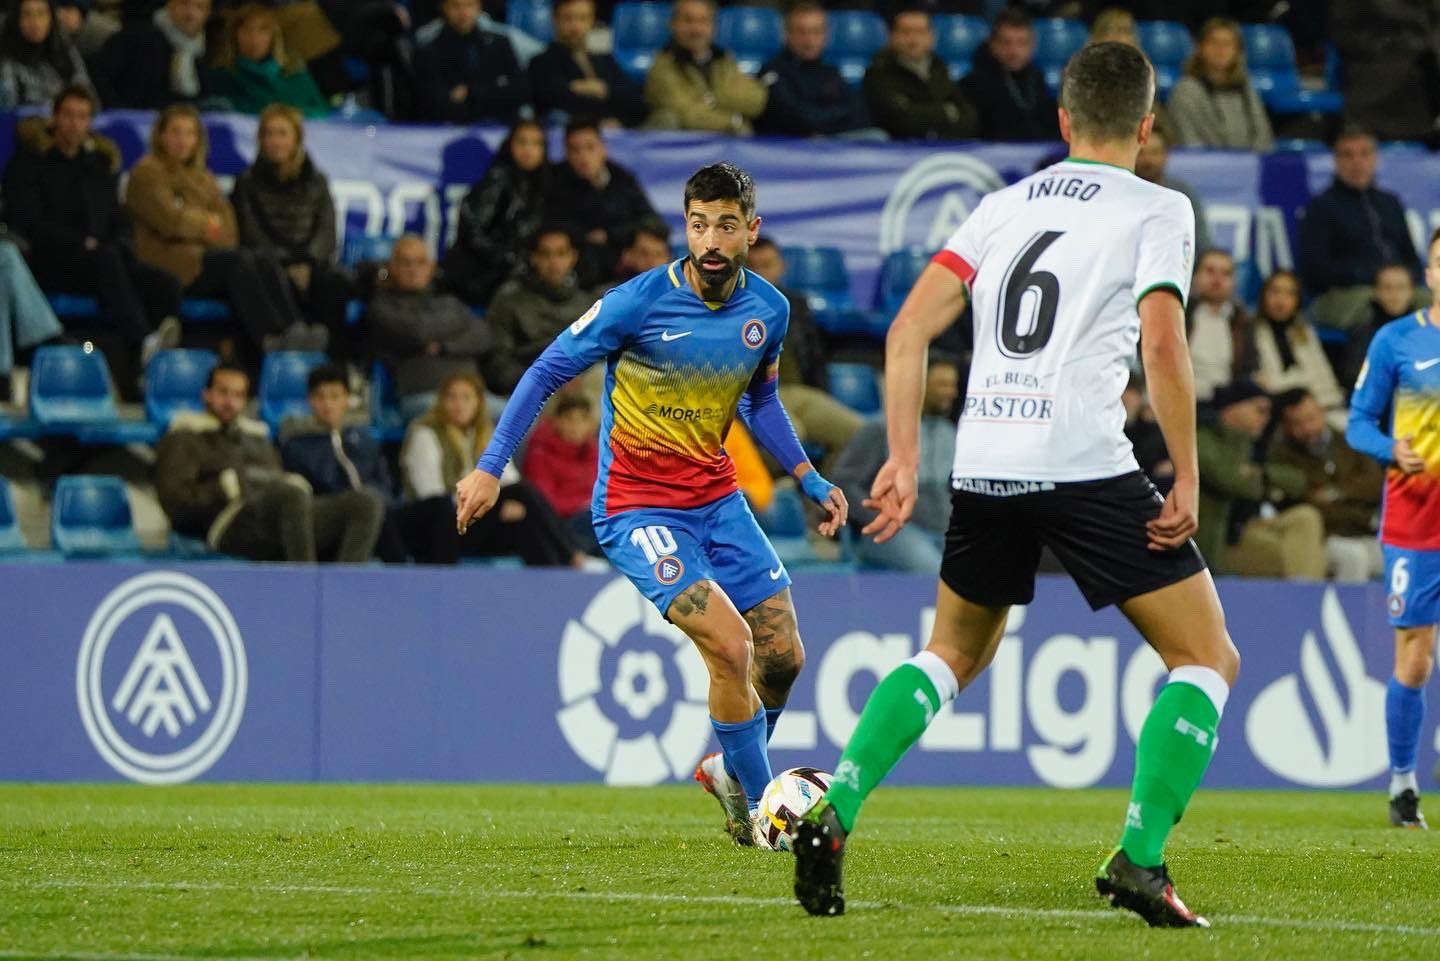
1138 290 1200 551
864 263 968 544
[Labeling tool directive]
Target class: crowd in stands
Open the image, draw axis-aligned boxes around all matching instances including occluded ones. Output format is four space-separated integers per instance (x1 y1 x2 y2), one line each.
0 0 1437 578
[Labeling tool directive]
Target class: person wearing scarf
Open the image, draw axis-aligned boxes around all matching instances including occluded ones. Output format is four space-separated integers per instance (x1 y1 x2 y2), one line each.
91 0 212 108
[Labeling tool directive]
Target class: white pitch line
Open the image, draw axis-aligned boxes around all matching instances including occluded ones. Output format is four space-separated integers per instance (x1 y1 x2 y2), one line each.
9 878 1440 940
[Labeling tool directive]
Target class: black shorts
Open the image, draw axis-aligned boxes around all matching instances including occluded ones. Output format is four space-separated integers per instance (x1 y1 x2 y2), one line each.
940 471 1207 611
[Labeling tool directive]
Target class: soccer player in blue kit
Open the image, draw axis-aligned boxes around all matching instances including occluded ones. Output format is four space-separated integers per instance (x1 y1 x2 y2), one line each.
455 163 848 846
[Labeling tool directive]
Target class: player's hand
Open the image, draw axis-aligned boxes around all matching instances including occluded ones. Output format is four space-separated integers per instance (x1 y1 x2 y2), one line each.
862 459 917 544
1394 435 1426 474
1147 474 1198 551
455 469 500 535
816 485 848 538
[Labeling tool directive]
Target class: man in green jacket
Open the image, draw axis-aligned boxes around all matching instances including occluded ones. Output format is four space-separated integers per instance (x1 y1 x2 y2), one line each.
644 0 766 134
862 7 977 141
1196 379 1326 578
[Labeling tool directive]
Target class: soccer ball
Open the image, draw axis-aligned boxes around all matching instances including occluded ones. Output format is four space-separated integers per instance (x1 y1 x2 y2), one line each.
756 767 832 851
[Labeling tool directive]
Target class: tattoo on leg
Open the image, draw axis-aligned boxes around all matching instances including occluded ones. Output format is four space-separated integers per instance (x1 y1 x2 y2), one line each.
744 596 795 651
746 593 801 700
672 581 712 618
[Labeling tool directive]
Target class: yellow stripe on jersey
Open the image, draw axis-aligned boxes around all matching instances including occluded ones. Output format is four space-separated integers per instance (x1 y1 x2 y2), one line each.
1393 389 1440 475
607 352 755 462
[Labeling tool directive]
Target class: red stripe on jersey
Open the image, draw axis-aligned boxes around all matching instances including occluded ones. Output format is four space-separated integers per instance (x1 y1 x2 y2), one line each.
1382 471 1440 551
932 249 976 283
603 444 739 515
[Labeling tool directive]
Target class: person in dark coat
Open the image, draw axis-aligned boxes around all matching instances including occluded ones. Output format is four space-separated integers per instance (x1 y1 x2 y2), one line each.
232 104 356 359
863 6 977 141
441 119 551 306
548 120 658 287
528 0 642 125
957 6 1058 142
756 1 869 137
1340 262 1419 393
91 0 213 109
412 0 529 124
1 85 182 358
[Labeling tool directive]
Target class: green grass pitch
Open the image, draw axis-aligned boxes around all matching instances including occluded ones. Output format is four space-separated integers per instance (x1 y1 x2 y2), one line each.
2 784 1437 960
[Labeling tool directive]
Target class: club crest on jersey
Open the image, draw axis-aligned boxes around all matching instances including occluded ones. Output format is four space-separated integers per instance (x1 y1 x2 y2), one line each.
654 556 685 585
570 299 602 336
742 319 766 349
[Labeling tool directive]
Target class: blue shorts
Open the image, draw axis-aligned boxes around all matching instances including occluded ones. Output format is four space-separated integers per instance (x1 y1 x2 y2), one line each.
593 492 792 617
1383 545 1440 628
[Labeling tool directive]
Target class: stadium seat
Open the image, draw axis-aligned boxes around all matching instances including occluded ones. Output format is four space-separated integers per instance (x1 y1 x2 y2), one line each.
755 487 818 565
824 10 886 84
1239 23 1340 114
145 349 218 432
46 293 101 320
0 475 26 552
1034 17 1086 91
826 362 881 415
507 0 553 43
180 298 232 323
613 2 672 79
369 360 408 444
342 233 399 269
717 6 782 74
814 308 888 340
1136 20 1192 96
258 351 328 434
50 474 143 557
876 248 932 316
934 14 986 78
783 246 854 312
28 345 155 444
1233 259 1263 308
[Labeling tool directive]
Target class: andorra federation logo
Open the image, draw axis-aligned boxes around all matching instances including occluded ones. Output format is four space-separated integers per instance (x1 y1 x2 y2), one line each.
76 571 247 784
654 555 684 585
742 319 766 349
555 577 710 785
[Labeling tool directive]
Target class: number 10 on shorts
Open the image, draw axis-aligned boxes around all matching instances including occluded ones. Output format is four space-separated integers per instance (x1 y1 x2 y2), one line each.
631 525 678 563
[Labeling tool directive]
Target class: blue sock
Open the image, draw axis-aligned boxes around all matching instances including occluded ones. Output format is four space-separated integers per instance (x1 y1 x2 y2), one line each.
711 707 773 812
1386 676 1426 774
724 706 784 780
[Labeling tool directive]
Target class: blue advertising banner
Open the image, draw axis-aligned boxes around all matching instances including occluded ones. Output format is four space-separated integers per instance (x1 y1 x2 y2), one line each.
0 564 1423 791
4 113 1438 306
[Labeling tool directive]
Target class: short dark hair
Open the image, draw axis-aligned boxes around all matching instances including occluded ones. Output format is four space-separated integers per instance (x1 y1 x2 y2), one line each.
1060 41 1154 142
528 223 576 252
887 5 929 30
564 118 602 141
205 362 249 391
1376 260 1414 281
992 6 1033 32
684 162 756 220
1196 247 1233 267
749 236 779 254
622 216 670 249
52 83 98 117
1274 387 1313 416
307 364 349 395
1333 122 1375 148
554 0 592 9
783 0 824 19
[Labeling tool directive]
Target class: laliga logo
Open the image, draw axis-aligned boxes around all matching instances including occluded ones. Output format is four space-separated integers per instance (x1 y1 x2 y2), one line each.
1244 587 1387 787
76 571 247 784
879 154 1007 255
556 577 711 784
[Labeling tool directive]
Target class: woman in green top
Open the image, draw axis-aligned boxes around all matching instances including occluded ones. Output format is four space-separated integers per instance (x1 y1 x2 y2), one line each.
211 3 330 117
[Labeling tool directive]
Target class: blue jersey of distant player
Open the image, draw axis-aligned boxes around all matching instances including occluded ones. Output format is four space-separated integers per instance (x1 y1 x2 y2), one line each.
559 259 795 616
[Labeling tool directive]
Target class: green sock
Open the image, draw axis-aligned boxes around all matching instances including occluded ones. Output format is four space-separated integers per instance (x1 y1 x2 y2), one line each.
824 663 943 833
1121 680 1221 867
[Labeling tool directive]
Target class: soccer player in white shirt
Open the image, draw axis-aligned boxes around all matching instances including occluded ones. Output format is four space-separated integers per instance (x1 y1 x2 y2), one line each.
792 41 1240 928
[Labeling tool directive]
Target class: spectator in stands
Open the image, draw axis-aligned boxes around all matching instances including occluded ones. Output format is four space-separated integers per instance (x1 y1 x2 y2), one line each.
1087 7 1137 46
155 362 384 561
1197 379 1326 579
550 120 659 287
0 235 63 385
644 0 766 134
412 0 544 67
745 237 863 465
57 0 115 58
1271 387 1384 583
369 234 489 416
316 0 409 117
756 1 871 138
209 3 330 116
1300 126 1422 332
1252 269 1347 429
831 355 960 572
232 104 354 360
528 0 643 126
863 6 977 142
3 85 182 364
92 0 214 109
1186 248 1257 403
400 370 578 565
958 6 1057 142
483 225 594 394
612 217 671 281
213 0 349 99
412 0 530 125
1340 262 1417 391
126 104 321 357
442 119 551 306
280 363 400 561
1123 373 1172 492
1332 0 1440 143
1166 17 1273 151
0 0 91 109
520 392 600 555
1134 126 1212 253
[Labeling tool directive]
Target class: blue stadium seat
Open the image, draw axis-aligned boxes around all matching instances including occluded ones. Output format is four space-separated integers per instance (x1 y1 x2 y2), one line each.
145 349 218 431
826 362 881 415
717 6 782 73
876 248 932 316
1137 20 1193 96
507 0 553 43
28 345 155 444
613 2 672 79
814 308 888 340
343 233 399 268
1034 17 1086 91
824 10 886 83
934 15 987 78
1233 259 1263 308
755 488 818 565
369 360 408 444
259 351 328 434
46 293 102 320
180 298 232 323
1238 23 1339 113
50 474 143 557
0 475 26 552
783 246 854 311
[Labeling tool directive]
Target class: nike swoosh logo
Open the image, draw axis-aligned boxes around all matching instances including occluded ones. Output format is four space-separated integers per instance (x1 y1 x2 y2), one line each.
769 566 784 580
661 330 693 342
1416 358 1440 371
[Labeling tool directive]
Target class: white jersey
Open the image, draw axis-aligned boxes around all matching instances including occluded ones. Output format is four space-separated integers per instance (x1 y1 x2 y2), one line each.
935 158 1195 482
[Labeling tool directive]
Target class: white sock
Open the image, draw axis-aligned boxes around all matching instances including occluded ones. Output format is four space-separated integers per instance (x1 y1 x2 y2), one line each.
1169 665 1230 717
1391 769 1419 798
909 650 960 704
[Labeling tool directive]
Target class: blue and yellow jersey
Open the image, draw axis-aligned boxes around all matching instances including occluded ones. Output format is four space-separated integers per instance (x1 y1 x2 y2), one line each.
1349 310 1440 551
554 260 791 516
